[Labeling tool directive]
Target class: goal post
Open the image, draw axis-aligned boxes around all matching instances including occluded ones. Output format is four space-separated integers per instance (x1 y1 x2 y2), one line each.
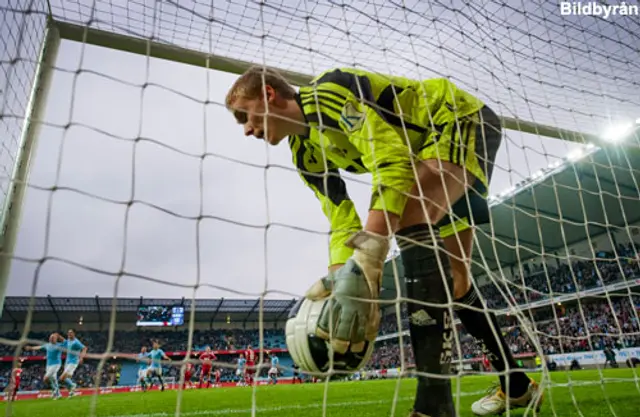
0 20 60 315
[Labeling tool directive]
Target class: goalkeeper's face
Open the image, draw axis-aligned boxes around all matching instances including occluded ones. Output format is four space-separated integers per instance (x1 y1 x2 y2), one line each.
232 88 291 146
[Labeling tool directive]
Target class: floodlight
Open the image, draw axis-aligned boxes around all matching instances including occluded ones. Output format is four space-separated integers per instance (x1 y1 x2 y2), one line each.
567 148 584 162
602 122 633 143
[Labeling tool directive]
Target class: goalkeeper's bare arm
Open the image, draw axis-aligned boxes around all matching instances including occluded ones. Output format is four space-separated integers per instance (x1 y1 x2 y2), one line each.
225 67 541 417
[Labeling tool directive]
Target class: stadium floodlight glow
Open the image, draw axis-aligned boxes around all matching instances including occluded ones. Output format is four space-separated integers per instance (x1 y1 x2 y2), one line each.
566 148 584 162
601 122 634 143
500 186 517 197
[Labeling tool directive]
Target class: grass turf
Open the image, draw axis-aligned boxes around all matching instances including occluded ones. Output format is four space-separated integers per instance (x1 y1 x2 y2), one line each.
2 369 640 417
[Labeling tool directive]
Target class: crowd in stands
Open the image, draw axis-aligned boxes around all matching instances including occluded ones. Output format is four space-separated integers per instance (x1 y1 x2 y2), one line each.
378 242 639 335
1 242 638 388
368 242 640 369
481 242 639 309
366 295 640 371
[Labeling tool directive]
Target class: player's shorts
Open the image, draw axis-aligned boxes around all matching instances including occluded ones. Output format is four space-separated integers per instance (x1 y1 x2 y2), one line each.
63 363 78 377
268 367 278 375
44 365 61 380
419 106 502 238
236 369 244 376
184 372 193 381
245 362 255 375
201 365 212 374
138 369 148 380
147 367 162 377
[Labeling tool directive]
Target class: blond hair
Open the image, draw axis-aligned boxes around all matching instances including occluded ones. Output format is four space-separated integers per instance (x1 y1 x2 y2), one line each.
225 66 296 109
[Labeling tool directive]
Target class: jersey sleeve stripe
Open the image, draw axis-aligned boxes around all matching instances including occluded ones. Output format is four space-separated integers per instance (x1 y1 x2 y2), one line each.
300 96 342 114
453 121 461 166
300 95 344 116
313 69 375 102
375 84 427 134
448 121 458 164
300 90 348 117
460 119 472 166
289 136 349 206
300 85 349 103
304 110 342 131
307 87 348 103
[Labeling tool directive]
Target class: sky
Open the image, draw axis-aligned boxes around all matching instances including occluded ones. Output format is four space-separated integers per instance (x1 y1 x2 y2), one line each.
1 0 638 301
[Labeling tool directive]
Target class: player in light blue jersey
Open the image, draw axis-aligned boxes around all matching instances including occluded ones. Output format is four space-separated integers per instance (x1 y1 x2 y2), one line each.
26 333 65 399
137 346 150 391
236 354 246 387
59 329 87 397
147 340 171 391
267 352 279 385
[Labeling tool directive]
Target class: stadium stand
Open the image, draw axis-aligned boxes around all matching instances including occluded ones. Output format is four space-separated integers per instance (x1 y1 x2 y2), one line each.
1 274 638 390
1 148 638 391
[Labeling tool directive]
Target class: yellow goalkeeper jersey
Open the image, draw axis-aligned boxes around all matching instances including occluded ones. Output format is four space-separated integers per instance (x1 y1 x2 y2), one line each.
288 68 484 266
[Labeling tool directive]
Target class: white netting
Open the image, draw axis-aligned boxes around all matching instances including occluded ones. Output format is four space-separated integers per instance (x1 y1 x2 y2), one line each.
0 0 639 416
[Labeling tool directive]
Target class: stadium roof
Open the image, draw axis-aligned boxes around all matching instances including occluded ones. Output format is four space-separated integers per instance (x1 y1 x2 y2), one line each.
475 146 639 270
0 296 297 326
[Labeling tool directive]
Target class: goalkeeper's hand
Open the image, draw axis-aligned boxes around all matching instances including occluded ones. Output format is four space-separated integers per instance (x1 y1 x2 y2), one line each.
305 231 389 355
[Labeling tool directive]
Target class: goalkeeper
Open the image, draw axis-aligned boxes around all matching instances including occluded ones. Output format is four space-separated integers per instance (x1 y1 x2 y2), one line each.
226 67 541 416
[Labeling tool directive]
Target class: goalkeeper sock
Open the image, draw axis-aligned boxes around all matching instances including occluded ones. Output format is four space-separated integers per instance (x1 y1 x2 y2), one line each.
397 224 455 417
455 286 530 397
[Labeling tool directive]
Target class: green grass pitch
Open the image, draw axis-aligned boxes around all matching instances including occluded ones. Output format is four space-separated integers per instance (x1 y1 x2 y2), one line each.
2 369 640 417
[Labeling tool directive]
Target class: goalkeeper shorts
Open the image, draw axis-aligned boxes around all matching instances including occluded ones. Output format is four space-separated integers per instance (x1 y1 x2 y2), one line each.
424 105 502 238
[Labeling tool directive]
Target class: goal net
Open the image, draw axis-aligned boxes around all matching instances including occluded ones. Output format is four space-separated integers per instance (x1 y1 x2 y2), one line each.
1 0 639 416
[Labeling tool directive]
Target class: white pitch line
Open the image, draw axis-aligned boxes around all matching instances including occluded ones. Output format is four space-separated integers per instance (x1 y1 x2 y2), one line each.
109 397 414 417
107 390 490 417
84 379 640 417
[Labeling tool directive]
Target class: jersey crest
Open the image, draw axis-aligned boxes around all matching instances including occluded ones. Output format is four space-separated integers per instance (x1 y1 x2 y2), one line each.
339 101 365 132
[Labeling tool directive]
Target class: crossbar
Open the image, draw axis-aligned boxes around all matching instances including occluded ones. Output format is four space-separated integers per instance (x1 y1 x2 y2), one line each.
54 20 605 145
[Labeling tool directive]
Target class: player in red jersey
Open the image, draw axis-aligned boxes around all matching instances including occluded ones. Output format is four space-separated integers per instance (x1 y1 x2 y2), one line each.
482 354 492 372
244 345 256 386
182 362 194 390
8 362 23 401
198 346 217 388
213 368 221 387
